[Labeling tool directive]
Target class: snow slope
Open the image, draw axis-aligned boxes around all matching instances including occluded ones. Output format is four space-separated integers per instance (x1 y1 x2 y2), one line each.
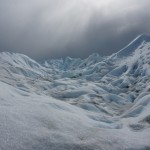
0 35 150 150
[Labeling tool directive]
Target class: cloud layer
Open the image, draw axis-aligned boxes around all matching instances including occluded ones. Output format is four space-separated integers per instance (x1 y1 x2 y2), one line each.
0 0 150 60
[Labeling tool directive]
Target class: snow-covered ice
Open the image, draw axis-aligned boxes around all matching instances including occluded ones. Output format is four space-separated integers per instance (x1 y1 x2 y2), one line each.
0 34 150 150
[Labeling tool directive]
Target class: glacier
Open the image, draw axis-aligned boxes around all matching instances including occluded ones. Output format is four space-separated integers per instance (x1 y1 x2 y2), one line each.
0 34 150 150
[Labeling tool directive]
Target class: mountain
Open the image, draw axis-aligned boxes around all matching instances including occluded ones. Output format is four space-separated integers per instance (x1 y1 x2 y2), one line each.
112 34 150 58
0 35 150 150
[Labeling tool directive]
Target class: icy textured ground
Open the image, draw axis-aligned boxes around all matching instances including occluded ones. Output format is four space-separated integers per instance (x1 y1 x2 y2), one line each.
0 34 150 150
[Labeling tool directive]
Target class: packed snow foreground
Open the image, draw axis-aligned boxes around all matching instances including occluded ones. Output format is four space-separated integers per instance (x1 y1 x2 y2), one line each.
0 34 150 150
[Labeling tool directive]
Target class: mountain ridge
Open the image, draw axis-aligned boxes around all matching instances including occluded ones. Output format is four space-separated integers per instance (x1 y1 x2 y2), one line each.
111 34 150 58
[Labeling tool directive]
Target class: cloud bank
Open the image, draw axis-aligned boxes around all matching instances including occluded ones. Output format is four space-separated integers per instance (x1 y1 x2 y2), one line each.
0 0 150 60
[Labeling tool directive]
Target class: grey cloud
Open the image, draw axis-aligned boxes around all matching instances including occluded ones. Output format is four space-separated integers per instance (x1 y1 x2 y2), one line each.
0 0 150 60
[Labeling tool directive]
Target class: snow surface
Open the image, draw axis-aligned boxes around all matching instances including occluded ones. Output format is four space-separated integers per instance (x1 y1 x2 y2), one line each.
0 35 150 150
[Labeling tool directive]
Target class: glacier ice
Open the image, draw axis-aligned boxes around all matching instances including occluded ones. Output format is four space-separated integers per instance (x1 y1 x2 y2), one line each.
0 35 150 150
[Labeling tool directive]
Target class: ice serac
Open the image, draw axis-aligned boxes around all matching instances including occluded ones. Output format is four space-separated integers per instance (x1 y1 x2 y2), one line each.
0 35 150 150
111 34 150 58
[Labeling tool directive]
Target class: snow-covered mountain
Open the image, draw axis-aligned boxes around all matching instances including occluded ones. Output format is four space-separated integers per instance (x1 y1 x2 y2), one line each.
0 34 150 150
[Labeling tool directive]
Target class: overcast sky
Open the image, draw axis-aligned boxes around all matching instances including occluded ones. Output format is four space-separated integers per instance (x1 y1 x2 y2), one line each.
0 0 150 60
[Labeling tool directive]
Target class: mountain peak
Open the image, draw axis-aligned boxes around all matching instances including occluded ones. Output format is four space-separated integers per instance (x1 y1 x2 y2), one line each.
112 34 150 58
